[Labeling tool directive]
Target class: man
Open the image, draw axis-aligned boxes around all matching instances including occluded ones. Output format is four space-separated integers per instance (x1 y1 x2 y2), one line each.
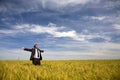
23 44 44 65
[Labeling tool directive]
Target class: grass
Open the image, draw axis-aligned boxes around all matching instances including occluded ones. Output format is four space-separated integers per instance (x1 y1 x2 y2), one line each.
0 60 120 80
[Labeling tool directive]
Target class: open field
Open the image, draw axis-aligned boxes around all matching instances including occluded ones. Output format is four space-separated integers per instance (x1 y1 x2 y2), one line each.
0 60 120 80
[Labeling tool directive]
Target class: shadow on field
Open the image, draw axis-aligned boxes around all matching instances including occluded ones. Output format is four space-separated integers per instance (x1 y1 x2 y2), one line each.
23 63 33 66
22 63 44 66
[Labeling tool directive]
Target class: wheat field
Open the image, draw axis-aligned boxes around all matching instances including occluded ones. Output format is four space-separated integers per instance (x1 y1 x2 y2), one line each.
0 60 120 80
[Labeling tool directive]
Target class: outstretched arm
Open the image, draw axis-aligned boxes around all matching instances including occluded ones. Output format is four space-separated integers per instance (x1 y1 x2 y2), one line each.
40 50 44 53
38 49 44 53
23 47 32 52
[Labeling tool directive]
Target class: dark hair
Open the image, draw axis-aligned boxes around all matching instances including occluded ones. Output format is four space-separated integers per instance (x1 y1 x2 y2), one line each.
34 44 38 48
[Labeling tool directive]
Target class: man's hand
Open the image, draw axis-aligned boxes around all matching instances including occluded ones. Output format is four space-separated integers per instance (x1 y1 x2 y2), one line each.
41 50 44 53
21 47 25 50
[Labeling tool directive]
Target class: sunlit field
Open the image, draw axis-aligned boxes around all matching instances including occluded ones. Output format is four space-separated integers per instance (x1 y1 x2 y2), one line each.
0 60 120 80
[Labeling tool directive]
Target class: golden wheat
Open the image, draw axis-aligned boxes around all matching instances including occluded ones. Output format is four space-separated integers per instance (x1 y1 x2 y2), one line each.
0 60 120 80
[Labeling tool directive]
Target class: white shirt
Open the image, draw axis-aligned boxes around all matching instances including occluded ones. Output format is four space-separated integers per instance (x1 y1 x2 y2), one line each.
34 49 40 59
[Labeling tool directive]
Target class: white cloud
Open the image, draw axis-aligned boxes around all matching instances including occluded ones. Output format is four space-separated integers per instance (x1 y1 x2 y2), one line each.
0 0 100 13
14 24 31 29
0 24 29 34
84 16 107 21
113 24 120 30
26 23 86 41
0 23 110 42
91 16 106 21
0 30 16 34
25 23 110 41
41 0 96 7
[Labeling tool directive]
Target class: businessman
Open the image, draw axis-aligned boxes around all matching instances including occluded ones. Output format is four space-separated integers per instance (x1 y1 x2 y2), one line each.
23 44 44 65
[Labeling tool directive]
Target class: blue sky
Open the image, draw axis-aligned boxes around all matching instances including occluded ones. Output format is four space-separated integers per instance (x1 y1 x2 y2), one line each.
0 0 120 60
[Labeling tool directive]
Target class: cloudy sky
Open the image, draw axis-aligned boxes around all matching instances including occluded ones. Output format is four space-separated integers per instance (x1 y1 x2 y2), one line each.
0 0 120 60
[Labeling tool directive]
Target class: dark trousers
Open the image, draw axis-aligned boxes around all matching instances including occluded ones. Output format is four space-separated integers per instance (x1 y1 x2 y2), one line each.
32 58 41 65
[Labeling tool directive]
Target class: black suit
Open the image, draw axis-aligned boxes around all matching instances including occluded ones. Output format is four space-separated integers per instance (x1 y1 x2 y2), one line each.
24 48 44 65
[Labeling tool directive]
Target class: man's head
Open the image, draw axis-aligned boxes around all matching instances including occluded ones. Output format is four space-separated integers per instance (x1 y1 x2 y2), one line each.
34 44 38 49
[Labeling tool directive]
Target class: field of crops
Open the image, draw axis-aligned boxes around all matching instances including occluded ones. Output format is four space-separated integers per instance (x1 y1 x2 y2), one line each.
0 60 120 80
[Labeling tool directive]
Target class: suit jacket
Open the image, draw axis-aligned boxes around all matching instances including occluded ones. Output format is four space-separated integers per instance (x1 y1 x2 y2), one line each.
24 48 44 60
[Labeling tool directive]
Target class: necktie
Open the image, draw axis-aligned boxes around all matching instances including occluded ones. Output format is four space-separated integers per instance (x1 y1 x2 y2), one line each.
37 49 40 57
